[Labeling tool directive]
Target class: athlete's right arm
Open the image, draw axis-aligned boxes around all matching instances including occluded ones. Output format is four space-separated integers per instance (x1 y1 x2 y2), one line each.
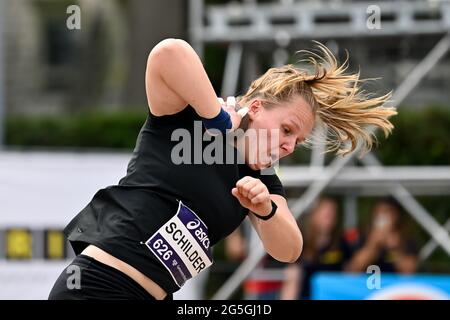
146 38 221 118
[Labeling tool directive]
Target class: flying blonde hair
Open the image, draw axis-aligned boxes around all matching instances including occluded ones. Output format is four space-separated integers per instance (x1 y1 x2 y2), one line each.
237 42 397 155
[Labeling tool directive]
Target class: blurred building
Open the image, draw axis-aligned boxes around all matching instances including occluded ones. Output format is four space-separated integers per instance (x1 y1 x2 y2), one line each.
2 0 186 115
2 0 450 115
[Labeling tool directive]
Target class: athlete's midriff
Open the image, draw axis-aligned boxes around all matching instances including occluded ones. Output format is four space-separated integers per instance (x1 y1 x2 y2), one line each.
81 244 167 300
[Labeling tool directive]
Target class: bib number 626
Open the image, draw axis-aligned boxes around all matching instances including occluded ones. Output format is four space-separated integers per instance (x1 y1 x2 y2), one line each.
153 239 173 261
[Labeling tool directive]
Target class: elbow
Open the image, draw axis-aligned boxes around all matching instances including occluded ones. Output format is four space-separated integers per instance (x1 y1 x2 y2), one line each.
287 233 303 263
147 38 195 78
274 245 302 264
269 231 303 264
285 247 302 264
148 38 190 62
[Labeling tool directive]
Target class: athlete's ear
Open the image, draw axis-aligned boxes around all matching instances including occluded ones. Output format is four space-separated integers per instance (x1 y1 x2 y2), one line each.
247 99 263 120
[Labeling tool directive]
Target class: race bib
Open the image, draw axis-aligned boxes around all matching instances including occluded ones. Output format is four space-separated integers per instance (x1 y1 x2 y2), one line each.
145 201 213 288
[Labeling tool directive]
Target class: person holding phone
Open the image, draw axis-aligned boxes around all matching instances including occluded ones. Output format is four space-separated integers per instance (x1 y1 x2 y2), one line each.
347 197 418 274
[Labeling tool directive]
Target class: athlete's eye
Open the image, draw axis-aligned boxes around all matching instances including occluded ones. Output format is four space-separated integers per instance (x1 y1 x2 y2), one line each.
283 127 291 135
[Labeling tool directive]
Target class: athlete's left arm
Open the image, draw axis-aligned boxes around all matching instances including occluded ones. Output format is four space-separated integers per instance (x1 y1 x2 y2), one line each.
232 177 303 263
248 195 303 263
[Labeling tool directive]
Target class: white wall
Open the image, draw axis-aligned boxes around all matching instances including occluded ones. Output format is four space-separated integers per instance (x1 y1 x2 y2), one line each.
0 151 130 227
0 151 131 299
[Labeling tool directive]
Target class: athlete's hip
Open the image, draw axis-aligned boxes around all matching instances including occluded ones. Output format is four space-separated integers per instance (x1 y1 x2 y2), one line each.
81 244 168 300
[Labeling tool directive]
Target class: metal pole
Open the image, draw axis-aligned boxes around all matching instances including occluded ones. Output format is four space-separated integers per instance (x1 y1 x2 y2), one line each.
212 28 450 302
343 194 358 230
388 32 450 107
0 0 6 149
419 218 450 261
189 0 204 60
221 43 243 97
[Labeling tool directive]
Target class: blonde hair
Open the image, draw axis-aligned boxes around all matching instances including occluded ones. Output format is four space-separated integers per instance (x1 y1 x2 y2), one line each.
238 42 397 155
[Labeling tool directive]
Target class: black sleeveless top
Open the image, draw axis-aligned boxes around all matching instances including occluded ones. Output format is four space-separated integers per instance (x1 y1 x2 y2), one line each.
64 106 286 293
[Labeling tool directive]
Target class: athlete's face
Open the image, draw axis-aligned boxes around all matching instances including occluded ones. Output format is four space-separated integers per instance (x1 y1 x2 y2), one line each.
240 95 315 170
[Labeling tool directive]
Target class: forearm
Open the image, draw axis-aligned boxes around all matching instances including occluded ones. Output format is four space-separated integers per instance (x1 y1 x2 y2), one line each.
232 179 302 263
148 38 221 118
249 204 303 263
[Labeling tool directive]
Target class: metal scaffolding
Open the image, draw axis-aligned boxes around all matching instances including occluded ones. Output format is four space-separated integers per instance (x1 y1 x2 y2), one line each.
188 0 450 300
191 0 450 48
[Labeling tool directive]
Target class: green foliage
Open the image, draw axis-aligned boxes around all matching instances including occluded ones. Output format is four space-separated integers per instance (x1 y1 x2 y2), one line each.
374 106 450 165
5 107 450 165
6 110 147 150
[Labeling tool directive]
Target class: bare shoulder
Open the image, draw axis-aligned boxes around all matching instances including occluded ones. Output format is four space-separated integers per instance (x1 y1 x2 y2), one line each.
145 39 189 116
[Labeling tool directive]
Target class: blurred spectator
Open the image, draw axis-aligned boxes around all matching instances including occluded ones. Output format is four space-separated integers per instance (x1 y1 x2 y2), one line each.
225 223 286 300
280 197 355 300
225 228 248 262
346 197 418 274
226 224 282 300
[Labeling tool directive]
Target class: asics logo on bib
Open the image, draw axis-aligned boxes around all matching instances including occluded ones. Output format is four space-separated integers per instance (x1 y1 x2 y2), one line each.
186 219 210 249
186 219 201 229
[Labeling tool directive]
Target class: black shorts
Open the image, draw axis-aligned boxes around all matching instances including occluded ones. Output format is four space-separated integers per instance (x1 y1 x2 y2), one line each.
48 254 173 300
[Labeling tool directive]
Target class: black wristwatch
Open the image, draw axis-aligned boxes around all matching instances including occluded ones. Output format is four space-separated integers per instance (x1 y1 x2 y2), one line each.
252 200 278 221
